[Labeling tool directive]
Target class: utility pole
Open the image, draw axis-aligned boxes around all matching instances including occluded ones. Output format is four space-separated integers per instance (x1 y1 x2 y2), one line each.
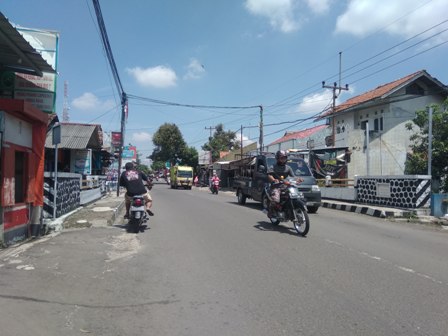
205 126 216 139
62 81 70 122
428 106 433 177
259 105 263 153
116 92 127 196
240 124 258 159
322 52 349 147
240 125 243 159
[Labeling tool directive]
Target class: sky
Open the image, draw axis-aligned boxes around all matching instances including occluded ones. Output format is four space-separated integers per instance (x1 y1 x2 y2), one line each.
2 0 448 164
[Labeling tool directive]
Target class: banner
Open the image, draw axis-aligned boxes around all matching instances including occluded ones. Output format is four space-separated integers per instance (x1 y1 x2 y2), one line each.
111 132 121 146
13 28 59 113
122 146 137 159
71 149 92 175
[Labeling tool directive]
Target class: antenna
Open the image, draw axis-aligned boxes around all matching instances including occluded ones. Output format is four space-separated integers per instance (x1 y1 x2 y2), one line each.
62 80 70 122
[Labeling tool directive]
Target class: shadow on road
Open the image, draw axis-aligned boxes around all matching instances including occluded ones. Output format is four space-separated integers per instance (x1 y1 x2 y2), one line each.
227 201 262 211
254 221 305 237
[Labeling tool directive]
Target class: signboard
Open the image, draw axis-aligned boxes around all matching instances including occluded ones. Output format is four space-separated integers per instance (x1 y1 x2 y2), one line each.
111 132 121 146
376 183 391 198
122 146 137 159
198 150 211 165
52 124 61 145
71 149 92 175
14 28 59 113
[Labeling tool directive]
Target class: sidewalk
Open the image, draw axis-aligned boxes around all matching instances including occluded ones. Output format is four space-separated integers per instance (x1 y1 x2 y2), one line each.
44 190 126 231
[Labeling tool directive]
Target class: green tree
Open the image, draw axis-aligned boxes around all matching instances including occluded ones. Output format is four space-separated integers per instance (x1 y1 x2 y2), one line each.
151 123 187 165
181 146 199 168
151 160 166 172
202 124 240 162
405 99 448 192
150 123 198 169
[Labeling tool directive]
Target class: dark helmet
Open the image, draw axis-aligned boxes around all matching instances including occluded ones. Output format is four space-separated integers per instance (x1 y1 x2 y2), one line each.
275 150 287 160
275 150 288 165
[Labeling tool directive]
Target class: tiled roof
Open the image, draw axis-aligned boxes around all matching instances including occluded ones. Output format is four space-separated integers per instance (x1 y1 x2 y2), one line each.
268 124 327 146
45 122 103 149
316 70 439 120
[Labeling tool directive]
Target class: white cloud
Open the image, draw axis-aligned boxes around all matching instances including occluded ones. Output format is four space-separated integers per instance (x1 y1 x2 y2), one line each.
71 92 114 111
245 0 300 33
184 58 206 80
336 0 448 41
297 91 334 115
132 131 152 143
305 0 332 14
126 66 178 88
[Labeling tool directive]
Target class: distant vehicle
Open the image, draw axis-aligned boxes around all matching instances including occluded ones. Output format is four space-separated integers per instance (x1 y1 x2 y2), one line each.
232 153 321 213
170 165 194 189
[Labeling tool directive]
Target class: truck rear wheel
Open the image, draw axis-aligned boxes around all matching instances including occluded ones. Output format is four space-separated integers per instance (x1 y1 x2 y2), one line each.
237 189 246 205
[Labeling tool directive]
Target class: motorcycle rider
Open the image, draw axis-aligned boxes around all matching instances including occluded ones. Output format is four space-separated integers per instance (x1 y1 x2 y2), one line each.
210 172 220 192
266 150 303 217
120 162 154 219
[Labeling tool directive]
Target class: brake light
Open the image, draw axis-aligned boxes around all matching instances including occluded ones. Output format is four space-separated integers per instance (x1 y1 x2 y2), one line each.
133 199 143 206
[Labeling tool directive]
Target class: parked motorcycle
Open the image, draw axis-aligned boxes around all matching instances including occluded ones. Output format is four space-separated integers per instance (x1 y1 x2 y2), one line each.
262 178 310 236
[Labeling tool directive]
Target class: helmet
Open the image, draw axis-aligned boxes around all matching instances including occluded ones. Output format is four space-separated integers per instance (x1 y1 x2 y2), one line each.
275 150 288 160
275 150 288 165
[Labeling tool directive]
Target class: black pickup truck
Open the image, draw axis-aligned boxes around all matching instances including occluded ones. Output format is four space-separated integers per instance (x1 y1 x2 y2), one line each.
232 153 321 213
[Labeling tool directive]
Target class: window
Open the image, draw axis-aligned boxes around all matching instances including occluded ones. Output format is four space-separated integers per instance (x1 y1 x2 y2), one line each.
15 151 26 203
374 117 383 132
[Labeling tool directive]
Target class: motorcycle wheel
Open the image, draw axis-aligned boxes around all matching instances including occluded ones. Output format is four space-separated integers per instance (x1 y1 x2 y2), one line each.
262 194 279 225
237 189 246 205
128 217 141 233
292 207 310 236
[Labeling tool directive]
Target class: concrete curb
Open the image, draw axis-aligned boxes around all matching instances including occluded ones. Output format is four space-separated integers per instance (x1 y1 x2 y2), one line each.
321 201 405 219
108 199 125 225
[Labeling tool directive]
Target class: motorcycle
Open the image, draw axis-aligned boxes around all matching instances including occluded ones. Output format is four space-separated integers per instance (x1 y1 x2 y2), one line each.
262 178 310 236
210 180 219 194
127 184 152 233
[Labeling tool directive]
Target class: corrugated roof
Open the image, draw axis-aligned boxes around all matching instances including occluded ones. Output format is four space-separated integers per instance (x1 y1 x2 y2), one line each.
0 12 55 76
316 70 447 120
45 123 103 149
268 124 328 146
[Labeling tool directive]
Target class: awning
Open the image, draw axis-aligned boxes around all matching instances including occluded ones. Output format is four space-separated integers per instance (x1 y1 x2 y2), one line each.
45 123 103 149
0 12 55 76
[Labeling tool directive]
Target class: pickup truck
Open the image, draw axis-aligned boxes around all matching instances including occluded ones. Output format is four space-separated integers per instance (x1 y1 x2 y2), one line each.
232 153 321 213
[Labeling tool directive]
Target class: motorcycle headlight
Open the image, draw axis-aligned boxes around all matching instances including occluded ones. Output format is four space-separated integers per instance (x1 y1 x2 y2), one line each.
288 187 299 197
312 184 320 192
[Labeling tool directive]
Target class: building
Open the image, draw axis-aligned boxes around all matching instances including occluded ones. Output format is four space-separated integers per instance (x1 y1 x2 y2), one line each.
317 70 447 178
0 12 57 245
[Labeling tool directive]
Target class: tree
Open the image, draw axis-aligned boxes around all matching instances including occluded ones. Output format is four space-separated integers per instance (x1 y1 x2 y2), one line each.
202 124 240 162
151 123 187 165
151 160 165 172
405 99 448 192
150 123 198 169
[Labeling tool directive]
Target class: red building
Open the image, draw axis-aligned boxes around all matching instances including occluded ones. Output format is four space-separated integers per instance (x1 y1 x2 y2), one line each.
0 12 56 245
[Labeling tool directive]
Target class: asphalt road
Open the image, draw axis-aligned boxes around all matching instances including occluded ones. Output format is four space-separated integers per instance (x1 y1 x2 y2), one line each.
1 181 448 336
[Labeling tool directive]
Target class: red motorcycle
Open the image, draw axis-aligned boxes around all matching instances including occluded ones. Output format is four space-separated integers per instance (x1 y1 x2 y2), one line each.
210 179 220 194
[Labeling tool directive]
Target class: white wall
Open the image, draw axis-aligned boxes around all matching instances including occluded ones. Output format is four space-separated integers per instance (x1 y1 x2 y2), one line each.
4 113 32 148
